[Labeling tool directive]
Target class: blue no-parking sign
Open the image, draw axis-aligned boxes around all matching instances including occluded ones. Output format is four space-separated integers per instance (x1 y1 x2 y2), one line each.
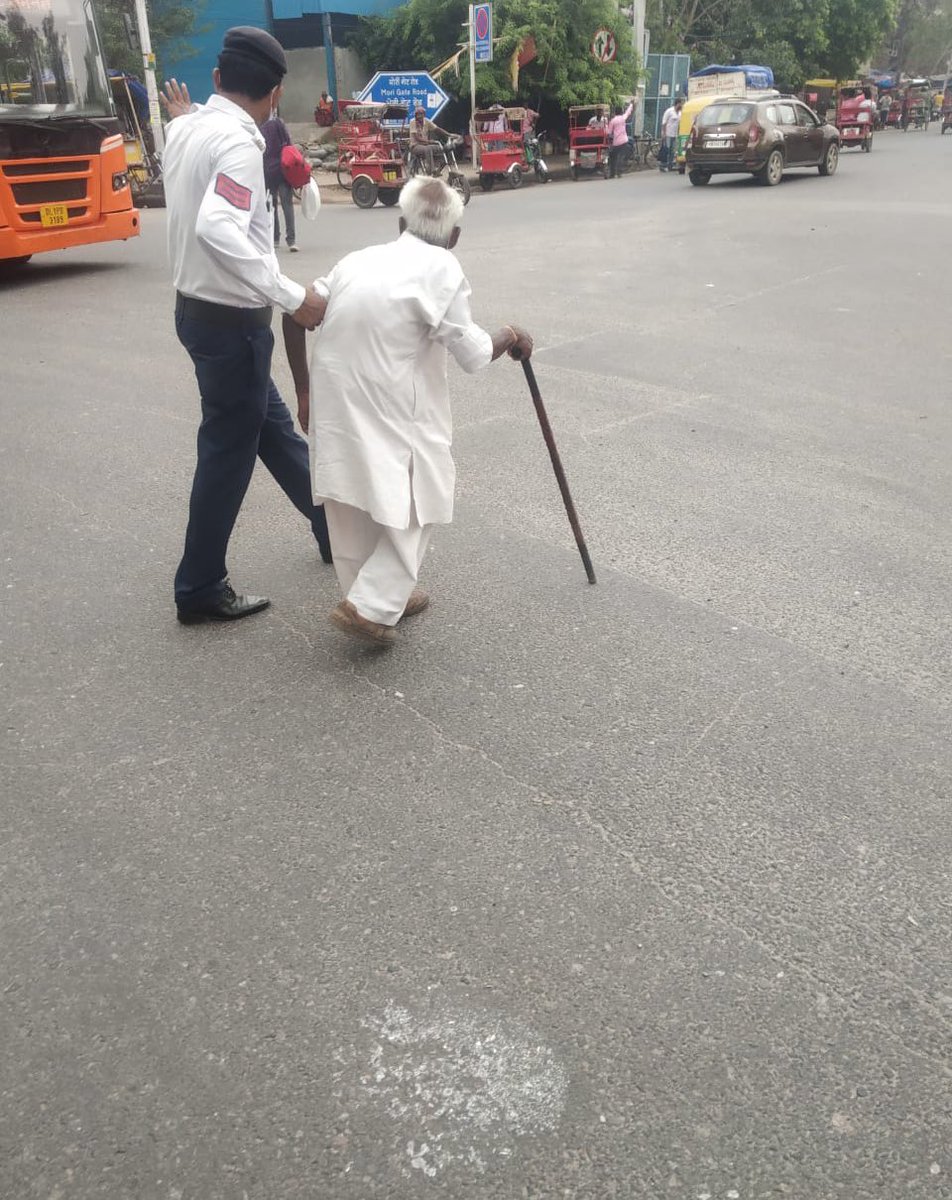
358 72 450 122
474 3 493 64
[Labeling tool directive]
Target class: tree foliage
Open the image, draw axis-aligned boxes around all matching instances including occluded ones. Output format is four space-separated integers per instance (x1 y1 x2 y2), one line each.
646 0 897 89
94 0 202 79
349 0 639 109
897 0 952 74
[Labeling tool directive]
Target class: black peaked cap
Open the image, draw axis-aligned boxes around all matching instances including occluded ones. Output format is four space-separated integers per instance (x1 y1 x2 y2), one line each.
221 26 288 77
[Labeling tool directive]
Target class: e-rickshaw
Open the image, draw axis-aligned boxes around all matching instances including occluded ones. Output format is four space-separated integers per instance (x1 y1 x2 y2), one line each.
334 103 409 207
109 74 164 206
568 105 610 179
902 85 931 130
835 83 875 152
474 106 550 190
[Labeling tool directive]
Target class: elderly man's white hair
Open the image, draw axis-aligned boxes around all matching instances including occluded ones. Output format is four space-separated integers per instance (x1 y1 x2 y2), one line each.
399 176 464 246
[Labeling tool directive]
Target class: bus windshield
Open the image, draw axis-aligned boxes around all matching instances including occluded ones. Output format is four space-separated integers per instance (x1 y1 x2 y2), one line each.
0 0 113 118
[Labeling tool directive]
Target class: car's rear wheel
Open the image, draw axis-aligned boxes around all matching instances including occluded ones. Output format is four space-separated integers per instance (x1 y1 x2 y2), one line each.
378 188 400 206
688 168 711 186
757 149 784 186
819 142 839 176
478 172 495 191
507 164 523 189
863 133 872 152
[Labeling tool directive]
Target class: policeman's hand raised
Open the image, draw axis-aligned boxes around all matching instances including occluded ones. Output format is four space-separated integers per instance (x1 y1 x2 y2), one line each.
160 79 192 120
292 286 327 330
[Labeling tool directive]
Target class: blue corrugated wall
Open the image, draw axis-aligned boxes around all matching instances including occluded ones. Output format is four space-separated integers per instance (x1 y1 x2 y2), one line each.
162 0 402 102
272 0 401 16
162 0 271 104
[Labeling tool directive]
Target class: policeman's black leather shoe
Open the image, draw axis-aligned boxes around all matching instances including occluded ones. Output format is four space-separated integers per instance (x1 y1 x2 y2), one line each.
177 583 271 625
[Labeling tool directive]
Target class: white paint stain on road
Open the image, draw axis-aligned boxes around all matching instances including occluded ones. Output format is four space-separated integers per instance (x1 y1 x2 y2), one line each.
333 1000 568 1177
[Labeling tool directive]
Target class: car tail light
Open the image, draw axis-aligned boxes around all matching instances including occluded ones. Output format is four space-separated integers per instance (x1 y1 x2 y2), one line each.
748 122 763 146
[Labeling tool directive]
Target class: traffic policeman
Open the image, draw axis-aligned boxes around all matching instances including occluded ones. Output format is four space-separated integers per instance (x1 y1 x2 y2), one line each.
163 26 330 625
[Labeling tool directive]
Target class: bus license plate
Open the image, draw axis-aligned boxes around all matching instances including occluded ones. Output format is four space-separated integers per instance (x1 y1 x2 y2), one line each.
40 204 69 227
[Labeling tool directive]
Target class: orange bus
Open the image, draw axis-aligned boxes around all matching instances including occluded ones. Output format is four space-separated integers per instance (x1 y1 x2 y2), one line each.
0 0 139 266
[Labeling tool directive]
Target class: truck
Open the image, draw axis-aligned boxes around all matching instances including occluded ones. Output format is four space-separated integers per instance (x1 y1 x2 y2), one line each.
0 0 140 266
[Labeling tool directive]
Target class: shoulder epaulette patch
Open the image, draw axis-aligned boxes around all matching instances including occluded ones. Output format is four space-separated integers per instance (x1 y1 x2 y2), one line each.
215 173 252 211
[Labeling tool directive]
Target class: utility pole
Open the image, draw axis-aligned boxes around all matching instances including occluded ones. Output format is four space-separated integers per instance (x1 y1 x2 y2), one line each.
466 5 478 172
132 0 163 153
322 11 339 116
626 0 648 134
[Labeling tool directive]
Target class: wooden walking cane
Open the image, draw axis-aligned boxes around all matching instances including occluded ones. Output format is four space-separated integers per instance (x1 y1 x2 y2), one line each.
514 354 597 585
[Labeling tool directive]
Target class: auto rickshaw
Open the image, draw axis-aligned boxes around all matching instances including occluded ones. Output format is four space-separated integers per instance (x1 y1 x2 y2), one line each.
675 94 731 173
942 89 952 133
568 105 610 179
474 107 550 190
334 103 409 207
835 84 875 152
803 79 837 123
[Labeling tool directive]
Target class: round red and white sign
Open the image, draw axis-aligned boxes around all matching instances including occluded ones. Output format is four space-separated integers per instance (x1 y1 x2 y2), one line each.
592 28 617 63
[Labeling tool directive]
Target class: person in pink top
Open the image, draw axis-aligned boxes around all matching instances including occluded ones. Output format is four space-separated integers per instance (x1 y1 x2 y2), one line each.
606 100 634 178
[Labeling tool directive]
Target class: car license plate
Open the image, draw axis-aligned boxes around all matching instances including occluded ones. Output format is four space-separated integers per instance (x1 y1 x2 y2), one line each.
39 204 69 227
843 127 859 136
705 138 731 149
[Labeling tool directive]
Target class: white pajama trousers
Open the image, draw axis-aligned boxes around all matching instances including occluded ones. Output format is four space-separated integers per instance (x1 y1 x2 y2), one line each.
323 499 433 626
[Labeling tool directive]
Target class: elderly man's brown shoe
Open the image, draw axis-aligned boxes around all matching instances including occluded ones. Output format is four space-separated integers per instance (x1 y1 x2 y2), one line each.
330 600 396 646
401 588 430 619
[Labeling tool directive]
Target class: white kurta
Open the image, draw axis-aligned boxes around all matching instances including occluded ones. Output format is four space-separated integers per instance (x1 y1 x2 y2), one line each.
308 232 494 529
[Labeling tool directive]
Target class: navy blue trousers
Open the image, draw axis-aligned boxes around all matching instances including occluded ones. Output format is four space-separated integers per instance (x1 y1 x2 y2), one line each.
174 311 330 609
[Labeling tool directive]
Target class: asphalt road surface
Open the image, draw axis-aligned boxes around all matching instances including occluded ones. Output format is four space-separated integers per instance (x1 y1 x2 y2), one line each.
3 130 950 1200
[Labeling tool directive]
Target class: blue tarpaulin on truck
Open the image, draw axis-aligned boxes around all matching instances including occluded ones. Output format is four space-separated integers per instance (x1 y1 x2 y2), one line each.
691 64 775 90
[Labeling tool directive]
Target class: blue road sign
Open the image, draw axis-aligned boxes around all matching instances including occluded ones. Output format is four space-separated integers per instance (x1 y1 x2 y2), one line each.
474 3 493 64
358 72 451 122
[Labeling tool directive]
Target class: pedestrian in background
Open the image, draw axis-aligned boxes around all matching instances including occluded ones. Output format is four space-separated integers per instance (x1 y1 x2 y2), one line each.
262 108 297 251
162 26 331 626
659 96 683 172
607 99 633 178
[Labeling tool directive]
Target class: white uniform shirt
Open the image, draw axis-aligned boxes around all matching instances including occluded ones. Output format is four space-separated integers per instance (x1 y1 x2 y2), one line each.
308 232 494 529
163 94 305 313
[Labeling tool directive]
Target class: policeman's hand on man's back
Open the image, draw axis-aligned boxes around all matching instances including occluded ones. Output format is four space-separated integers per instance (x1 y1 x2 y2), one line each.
291 285 327 330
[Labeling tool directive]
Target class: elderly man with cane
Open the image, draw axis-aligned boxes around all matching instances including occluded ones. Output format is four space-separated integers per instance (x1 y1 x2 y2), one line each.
282 177 533 646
